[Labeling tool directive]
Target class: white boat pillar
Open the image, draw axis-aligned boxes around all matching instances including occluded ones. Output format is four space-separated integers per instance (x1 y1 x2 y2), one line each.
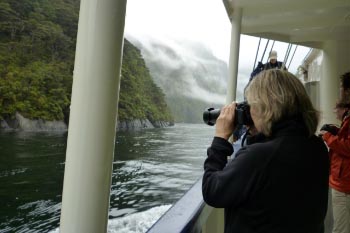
320 40 350 126
60 0 127 232
226 8 242 104
202 7 242 233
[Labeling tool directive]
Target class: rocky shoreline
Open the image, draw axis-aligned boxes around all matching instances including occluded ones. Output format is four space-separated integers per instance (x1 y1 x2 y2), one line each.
0 112 174 132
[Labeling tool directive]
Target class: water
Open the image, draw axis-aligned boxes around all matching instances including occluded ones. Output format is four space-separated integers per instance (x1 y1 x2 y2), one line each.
0 123 215 232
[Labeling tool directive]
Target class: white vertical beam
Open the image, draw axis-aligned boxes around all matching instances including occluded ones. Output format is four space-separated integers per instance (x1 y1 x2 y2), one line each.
320 41 338 126
226 8 242 104
320 40 350 126
60 0 127 232
204 8 243 232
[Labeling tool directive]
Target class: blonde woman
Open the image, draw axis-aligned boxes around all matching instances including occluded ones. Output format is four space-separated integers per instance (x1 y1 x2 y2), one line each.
202 70 329 233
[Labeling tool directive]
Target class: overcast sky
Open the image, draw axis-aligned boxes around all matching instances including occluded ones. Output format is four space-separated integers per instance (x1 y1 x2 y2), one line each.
125 0 231 61
124 0 311 95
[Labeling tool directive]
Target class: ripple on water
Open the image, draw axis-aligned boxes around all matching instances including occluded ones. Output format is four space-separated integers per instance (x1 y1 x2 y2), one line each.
1 123 214 232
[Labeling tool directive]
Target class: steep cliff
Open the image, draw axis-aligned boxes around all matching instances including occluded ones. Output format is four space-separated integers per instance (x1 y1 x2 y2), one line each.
0 0 173 131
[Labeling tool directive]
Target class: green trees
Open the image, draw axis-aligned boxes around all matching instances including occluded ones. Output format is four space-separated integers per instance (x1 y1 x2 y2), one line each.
0 0 76 121
0 61 71 120
0 0 173 125
119 40 173 123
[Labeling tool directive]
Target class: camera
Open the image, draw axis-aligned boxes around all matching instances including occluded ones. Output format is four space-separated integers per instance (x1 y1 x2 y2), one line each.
203 101 253 126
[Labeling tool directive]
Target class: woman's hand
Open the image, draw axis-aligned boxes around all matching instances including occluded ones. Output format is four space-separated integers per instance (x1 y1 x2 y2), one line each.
215 102 236 140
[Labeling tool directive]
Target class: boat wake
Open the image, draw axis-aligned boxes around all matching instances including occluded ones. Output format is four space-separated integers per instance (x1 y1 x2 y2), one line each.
49 204 171 233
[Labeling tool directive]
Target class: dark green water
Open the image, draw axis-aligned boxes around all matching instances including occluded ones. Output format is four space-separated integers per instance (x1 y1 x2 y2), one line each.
0 123 214 232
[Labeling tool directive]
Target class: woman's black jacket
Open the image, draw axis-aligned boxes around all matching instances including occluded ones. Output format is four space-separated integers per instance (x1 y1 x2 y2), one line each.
202 119 329 233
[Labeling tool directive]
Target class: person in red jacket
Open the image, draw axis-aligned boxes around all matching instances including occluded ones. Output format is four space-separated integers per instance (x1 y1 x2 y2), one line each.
320 99 350 233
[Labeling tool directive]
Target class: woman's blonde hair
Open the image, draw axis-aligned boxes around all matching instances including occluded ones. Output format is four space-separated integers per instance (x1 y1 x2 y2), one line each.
245 69 319 136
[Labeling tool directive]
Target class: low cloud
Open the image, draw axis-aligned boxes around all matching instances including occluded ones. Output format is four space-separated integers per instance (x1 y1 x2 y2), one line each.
127 34 228 105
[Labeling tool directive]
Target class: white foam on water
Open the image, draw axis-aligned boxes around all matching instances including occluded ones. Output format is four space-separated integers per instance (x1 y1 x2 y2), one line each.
108 205 171 233
50 228 59 233
48 205 172 233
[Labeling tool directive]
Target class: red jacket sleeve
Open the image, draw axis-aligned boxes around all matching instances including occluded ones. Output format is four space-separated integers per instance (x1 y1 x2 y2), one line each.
323 117 350 157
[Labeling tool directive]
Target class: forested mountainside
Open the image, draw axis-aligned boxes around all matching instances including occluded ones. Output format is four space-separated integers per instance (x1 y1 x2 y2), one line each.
0 0 173 125
129 36 229 123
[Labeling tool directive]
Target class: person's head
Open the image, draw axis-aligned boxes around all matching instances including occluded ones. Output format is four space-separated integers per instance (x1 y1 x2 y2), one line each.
340 72 350 103
245 69 319 137
334 101 350 121
340 72 350 89
268 50 277 64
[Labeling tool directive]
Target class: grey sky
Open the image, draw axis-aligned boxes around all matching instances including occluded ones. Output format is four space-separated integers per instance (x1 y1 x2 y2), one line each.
124 0 311 100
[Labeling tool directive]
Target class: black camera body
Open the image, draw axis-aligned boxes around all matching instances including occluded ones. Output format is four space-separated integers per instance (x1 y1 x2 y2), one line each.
203 101 253 126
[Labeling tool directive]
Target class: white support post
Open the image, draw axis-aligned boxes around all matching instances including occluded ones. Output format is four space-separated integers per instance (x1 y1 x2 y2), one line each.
203 8 243 233
320 40 350 126
60 0 127 232
226 8 242 104
320 41 339 126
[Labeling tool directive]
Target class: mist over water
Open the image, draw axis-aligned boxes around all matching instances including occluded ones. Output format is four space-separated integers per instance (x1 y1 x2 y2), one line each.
127 35 230 104
125 35 248 123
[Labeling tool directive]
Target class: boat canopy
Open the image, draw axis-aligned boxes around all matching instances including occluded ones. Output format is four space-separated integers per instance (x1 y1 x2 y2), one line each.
223 0 350 48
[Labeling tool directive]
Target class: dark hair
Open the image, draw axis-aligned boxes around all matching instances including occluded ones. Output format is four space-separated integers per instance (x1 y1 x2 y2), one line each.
336 102 350 109
340 72 350 90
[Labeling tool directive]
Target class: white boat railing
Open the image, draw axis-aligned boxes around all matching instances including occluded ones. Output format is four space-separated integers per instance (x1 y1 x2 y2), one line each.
147 178 224 233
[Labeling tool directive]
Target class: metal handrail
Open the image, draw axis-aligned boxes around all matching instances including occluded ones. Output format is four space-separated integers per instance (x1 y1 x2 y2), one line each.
260 39 270 63
147 178 213 233
287 45 298 69
252 38 262 71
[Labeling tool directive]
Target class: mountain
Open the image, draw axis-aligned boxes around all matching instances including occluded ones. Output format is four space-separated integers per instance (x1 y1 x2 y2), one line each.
118 39 173 125
127 36 229 123
0 0 173 130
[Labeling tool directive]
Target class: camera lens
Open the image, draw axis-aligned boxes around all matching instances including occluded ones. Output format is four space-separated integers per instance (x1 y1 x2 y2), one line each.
203 108 220 126
203 101 253 126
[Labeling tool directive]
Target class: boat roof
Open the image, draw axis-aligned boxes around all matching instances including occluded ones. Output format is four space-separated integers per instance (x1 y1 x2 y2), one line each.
223 0 350 48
